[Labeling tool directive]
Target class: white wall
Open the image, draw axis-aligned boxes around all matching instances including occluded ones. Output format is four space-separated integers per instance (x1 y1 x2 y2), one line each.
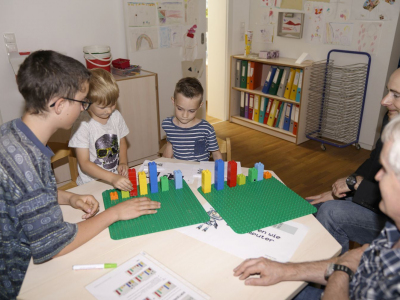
0 0 127 124
247 0 400 149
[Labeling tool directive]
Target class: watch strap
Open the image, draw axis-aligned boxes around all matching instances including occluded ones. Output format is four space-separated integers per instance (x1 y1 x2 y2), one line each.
332 264 354 281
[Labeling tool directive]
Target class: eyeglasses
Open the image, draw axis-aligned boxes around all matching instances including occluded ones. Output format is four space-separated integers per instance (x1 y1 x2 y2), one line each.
50 97 92 111
97 146 119 158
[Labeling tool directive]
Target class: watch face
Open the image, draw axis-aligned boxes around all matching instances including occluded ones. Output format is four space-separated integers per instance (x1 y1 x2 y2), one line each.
346 176 356 185
325 263 334 279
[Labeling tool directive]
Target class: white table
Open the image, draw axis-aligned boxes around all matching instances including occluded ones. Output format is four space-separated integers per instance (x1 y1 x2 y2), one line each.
19 158 341 300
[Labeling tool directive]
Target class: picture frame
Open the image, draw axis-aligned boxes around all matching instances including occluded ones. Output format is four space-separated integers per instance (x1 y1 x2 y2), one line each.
277 12 305 39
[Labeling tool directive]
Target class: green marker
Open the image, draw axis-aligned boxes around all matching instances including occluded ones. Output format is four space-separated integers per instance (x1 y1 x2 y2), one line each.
72 263 117 270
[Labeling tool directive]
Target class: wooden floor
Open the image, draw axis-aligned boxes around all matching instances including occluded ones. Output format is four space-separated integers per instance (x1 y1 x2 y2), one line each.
209 118 372 198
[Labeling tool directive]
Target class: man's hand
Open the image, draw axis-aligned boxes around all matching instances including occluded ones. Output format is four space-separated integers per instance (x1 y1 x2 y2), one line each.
306 191 335 205
331 177 351 198
69 194 100 219
233 257 288 286
111 174 133 191
118 163 129 177
112 197 161 220
337 244 369 272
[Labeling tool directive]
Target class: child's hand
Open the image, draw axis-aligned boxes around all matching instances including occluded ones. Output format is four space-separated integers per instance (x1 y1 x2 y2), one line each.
111 174 133 191
69 194 100 219
118 163 129 177
113 197 160 221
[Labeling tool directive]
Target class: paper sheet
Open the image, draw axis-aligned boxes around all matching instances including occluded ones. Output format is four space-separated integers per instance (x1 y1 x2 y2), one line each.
354 21 383 54
158 0 185 25
127 2 158 27
325 22 354 45
176 203 309 262
86 252 209 300
128 27 159 52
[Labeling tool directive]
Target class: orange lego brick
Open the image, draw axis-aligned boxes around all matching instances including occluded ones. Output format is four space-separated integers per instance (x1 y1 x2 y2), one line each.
263 171 272 180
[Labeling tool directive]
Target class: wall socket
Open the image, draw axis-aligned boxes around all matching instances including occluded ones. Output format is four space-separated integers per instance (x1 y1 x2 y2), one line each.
3 33 18 54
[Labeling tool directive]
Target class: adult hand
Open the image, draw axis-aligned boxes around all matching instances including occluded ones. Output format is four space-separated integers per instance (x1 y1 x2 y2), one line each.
233 257 287 286
111 174 133 191
118 163 129 177
69 194 100 219
113 197 161 221
337 244 369 272
306 191 335 205
331 177 350 198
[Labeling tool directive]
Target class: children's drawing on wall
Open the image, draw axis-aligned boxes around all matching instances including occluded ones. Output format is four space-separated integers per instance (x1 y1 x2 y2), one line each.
281 13 303 33
363 0 380 11
261 0 274 7
181 25 197 61
157 0 185 25
159 27 172 48
127 2 157 27
336 2 351 20
258 25 274 43
260 8 274 24
325 22 354 45
323 2 337 20
385 0 395 4
354 21 382 54
128 27 159 52
182 59 204 79
352 0 398 20
305 3 325 43
170 25 183 47
184 0 198 25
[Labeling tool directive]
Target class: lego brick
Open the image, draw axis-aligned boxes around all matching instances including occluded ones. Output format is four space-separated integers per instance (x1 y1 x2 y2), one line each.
248 168 258 182
237 174 246 185
110 191 119 201
102 180 209 239
121 191 130 199
138 171 148 195
174 170 182 189
149 161 158 194
197 177 317 234
160 176 169 192
255 162 264 181
129 168 138 197
201 170 212 193
263 171 272 179
214 159 225 191
227 161 237 188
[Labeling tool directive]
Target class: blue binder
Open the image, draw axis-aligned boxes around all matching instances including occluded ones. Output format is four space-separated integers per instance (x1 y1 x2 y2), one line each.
295 70 303 103
262 66 277 94
258 97 267 123
283 103 293 131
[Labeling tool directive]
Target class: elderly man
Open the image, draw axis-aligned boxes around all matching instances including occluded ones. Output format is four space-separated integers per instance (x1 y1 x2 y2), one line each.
234 114 400 299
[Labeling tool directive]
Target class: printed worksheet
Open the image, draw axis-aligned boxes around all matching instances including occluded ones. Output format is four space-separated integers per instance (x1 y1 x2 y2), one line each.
86 252 209 300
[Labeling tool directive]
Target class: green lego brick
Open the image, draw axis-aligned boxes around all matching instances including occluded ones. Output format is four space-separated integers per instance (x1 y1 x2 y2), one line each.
103 180 209 240
198 177 316 234
121 191 130 199
248 168 257 182
160 176 169 192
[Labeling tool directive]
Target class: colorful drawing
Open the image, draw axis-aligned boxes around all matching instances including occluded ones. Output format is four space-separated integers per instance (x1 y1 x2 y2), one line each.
159 27 172 48
306 4 325 44
363 0 380 11
282 14 303 33
325 22 354 46
355 22 383 54
128 27 159 52
127 2 157 27
157 1 184 25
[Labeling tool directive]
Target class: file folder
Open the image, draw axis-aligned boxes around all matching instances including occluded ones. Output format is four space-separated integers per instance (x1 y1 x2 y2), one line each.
267 99 279 127
275 101 285 128
240 91 245 117
246 61 252 89
293 104 299 135
295 70 303 103
235 60 241 87
278 103 287 129
240 60 248 89
284 68 296 99
259 97 267 123
277 67 290 98
268 67 284 95
289 69 301 101
248 94 254 120
264 98 274 124
253 95 260 121
262 66 277 94
244 93 249 119
289 103 296 132
273 101 282 127
249 62 263 90
283 103 293 131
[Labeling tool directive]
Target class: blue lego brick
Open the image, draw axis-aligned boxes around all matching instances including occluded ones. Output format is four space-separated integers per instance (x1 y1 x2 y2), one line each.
255 162 264 181
214 159 225 191
174 170 182 189
149 161 158 193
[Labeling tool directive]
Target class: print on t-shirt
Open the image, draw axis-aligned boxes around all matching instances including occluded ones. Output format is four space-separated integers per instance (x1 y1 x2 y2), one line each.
93 134 119 173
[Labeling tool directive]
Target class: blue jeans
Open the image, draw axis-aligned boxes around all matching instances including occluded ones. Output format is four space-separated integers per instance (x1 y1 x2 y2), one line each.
313 198 387 254
293 286 323 300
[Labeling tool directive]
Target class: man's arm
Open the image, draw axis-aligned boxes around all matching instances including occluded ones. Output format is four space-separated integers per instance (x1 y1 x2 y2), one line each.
58 190 99 219
212 150 223 161
162 142 173 158
75 147 132 191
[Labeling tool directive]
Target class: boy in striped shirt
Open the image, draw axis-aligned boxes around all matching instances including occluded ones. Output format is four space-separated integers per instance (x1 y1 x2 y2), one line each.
162 77 222 161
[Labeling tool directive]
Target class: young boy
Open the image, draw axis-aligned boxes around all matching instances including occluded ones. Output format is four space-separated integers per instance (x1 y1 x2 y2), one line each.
0 51 160 299
69 68 132 191
162 77 222 161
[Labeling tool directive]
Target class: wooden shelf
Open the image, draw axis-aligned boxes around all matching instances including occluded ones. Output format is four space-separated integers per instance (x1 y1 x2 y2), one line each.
232 86 299 105
232 55 313 69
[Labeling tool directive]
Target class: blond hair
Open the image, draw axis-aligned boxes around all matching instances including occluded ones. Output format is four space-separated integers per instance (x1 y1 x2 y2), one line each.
87 68 119 106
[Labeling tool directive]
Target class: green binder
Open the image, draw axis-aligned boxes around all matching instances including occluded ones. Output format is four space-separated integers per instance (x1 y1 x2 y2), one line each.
240 60 248 89
268 67 284 95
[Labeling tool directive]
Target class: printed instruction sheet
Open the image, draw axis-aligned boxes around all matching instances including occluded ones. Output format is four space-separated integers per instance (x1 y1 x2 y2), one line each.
86 252 209 300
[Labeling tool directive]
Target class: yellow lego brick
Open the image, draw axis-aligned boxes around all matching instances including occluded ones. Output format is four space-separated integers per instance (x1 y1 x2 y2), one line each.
201 170 211 193
237 174 246 185
138 171 148 195
121 191 130 199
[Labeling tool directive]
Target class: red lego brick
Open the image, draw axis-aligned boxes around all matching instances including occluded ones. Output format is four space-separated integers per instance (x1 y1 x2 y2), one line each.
227 161 237 188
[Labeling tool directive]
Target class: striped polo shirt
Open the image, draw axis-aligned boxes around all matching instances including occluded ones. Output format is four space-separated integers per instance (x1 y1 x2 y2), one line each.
162 117 219 161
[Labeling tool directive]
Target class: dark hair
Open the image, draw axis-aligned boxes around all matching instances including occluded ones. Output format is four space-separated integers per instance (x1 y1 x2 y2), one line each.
174 77 204 102
17 50 91 114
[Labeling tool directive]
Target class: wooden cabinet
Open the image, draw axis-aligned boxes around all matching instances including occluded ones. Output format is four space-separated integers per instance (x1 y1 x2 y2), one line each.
229 55 312 145
114 70 161 166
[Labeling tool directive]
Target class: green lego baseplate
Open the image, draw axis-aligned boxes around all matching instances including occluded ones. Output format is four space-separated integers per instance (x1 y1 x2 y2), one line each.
103 180 209 240
198 176 317 234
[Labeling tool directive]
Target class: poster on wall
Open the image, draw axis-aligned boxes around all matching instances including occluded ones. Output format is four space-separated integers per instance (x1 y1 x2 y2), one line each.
325 22 354 45
126 2 157 27
185 0 199 25
352 0 399 20
158 0 185 25
127 27 160 52
354 21 383 54
305 3 325 43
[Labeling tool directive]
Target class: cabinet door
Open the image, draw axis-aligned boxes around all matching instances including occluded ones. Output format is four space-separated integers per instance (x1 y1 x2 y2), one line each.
117 76 160 165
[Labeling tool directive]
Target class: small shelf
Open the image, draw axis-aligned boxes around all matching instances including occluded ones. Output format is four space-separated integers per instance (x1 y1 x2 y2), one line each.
231 116 296 137
232 86 299 105
232 55 313 69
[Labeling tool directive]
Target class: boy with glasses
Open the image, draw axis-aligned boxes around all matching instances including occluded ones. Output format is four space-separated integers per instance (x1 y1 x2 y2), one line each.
69 68 132 191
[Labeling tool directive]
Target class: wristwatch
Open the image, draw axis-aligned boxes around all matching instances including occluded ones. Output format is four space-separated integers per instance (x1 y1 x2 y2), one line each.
346 174 357 191
324 263 354 281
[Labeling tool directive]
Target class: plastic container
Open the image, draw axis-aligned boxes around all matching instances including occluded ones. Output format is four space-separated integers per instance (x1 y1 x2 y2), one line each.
111 65 141 77
83 45 112 72
112 58 130 69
